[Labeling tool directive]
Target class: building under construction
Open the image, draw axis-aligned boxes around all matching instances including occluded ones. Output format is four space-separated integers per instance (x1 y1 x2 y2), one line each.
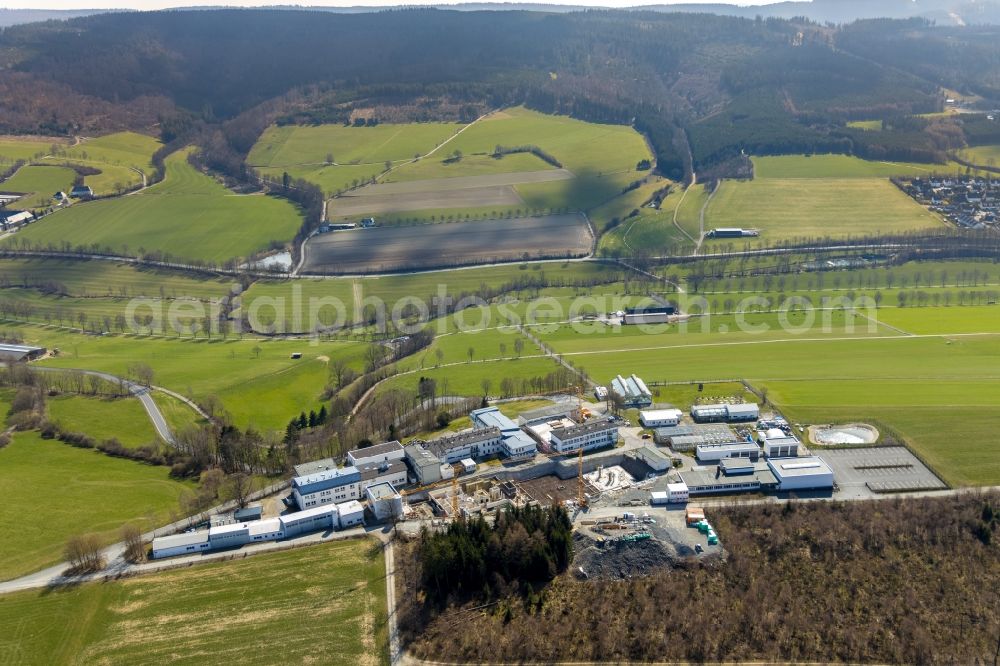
427 473 599 519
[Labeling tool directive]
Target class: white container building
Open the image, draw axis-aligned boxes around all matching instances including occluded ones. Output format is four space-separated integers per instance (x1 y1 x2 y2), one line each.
639 409 683 428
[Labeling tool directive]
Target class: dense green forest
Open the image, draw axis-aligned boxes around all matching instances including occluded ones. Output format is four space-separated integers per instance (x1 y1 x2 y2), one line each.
0 9 999 180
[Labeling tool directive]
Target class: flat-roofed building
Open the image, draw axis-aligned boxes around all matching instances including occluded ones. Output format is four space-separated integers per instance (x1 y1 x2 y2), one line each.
726 403 759 422
426 427 503 464
696 441 761 463
639 408 683 428
151 531 211 559
292 466 361 510
691 404 729 423
358 459 408 494
248 518 283 542
470 406 537 460
680 462 778 495
347 440 405 468
279 503 340 536
208 522 251 548
405 443 442 484
768 456 834 491
549 417 618 454
338 500 365 527
366 481 403 521
293 457 338 477
760 428 800 458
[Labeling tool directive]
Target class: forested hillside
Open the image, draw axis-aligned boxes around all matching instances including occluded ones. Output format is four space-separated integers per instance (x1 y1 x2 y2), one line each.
0 9 998 179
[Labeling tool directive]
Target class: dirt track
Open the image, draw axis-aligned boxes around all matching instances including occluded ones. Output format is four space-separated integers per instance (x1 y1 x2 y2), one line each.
327 168 574 216
303 213 592 274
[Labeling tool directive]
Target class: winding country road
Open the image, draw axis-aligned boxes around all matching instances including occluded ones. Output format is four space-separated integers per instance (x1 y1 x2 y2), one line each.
27 366 177 444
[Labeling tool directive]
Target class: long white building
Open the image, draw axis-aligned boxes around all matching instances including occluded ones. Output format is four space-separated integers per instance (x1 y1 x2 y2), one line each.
470 407 537 459
152 502 353 559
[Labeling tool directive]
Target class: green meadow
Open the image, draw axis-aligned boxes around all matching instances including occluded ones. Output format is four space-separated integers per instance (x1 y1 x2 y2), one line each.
958 144 1000 168
751 154 964 179
249 120 461 195
46 394 160 448
704 177 944 244
1 165 76 211
0 137 63 164
10 150 303 263
0 431 190 581
0 539 388 665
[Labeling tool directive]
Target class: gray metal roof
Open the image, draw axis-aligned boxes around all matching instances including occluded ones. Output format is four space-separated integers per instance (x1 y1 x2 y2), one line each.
470 407 519 433
358 459 407 482
293 466 361 495
425 427 501 458
347 440 403 461
404 444 441 467
550 417 616 440
767 456 834 478
293 457 337 477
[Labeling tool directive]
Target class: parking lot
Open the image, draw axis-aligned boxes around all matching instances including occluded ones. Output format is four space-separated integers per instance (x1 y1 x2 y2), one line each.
820 446 947 498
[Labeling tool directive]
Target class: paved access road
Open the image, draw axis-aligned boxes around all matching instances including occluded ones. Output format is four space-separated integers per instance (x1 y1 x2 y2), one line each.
29 366 176 444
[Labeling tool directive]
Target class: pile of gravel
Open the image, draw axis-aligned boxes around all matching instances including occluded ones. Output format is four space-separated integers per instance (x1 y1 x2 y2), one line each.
572 532 678 581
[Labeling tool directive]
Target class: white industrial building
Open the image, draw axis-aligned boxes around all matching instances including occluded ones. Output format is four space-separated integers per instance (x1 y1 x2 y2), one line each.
635 445 673 471
151 500 361 560
404 443 445 484
726 403 760 422
690 404 729 423
347 440 405 467
691 403 760 424
548 417 618 454
292 466 361 510
639 408 683 428
759 428 801 458
470 407 537 459
695 441 762 463
338 500 365 527
366 482 404 521
767 457 834 491
425 427 503 464
358 459 408 495
651 482 690 504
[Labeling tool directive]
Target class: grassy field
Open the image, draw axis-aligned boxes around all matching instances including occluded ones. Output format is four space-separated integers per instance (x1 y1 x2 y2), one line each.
258 107 652 223
539 320 1000 486
958 144 1000 168
0 258 234 299
0 137 64 165
61 132 159 174
19 326 366 432
1 165 76 211
151 391 206 434
846 120 883 131
10 149 302 263
46 394 160 448
704 177 944 244
751 154 964 179
250 121 461 195
0 431 190 581
0 133 160 197
0 538 388 665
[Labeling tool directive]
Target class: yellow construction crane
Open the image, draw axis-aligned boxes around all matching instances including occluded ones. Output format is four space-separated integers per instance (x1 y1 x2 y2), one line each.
451 464 461 519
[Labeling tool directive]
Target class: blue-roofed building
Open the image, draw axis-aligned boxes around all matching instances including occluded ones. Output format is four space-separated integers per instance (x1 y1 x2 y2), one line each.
292 466 361 510
470 406 537 460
